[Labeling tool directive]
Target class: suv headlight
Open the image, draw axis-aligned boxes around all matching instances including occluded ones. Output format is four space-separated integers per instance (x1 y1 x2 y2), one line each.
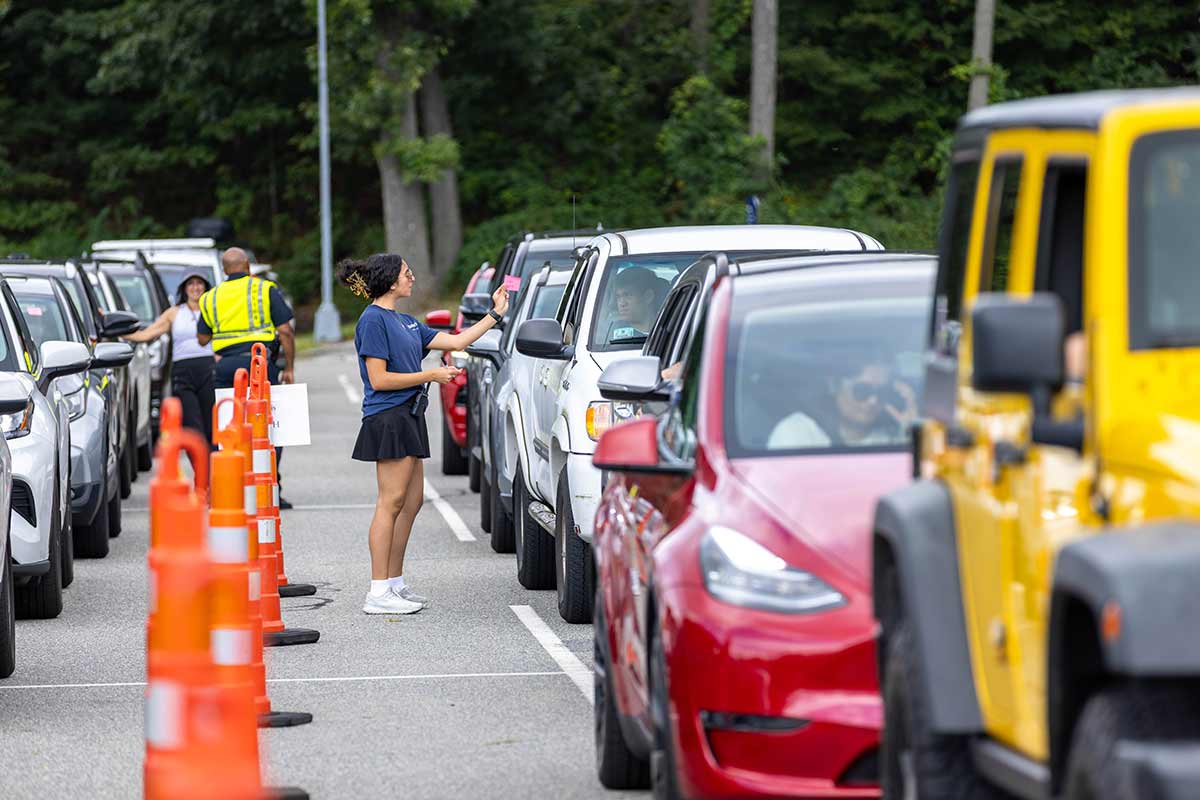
63 382 87 421
586 400 640 441
700 526 845 614
450 350 470 370
0 400 33 440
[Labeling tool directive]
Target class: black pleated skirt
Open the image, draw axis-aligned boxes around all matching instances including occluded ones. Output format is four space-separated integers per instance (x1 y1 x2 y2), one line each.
352 403 430 461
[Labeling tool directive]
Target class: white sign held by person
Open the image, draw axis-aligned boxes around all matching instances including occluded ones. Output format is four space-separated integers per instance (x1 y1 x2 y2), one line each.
215 383 311 447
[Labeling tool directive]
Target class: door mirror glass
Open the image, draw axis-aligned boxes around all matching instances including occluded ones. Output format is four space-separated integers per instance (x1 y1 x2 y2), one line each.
971 293 1063 393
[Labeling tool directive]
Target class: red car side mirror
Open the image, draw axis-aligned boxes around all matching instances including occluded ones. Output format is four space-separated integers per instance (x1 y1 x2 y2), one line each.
425 309 453 330
593 417 660 471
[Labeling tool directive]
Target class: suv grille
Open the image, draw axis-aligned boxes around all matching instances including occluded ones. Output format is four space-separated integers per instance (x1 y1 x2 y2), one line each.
11 480 34 527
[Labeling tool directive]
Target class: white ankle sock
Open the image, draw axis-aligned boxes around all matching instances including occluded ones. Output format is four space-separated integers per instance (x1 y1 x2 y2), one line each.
369 580 390 597
387 576 406 591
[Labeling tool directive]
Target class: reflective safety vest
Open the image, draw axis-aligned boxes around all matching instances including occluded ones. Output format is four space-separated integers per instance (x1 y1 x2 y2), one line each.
199 276 278 352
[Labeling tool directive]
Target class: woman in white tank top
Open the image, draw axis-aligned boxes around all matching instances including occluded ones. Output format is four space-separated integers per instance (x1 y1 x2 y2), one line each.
124 272 215 439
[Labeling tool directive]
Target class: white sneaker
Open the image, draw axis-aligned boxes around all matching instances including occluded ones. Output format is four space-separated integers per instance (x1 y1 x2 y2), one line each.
395 586 431 608
362 591 423 615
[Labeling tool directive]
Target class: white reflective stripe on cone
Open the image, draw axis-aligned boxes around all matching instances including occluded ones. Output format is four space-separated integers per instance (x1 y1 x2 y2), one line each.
145 680 184 749
248 569 261 601
208 526 248 564
273 484 279 507
211 628 253 666
257 517 276 544
244 485 257 516
252 448 271 475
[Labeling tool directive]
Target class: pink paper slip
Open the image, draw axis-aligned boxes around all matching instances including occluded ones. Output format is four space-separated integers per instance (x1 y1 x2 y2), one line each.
503 274 521 292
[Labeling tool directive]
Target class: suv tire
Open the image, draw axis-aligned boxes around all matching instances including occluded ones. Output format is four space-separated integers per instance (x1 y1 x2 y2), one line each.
595 592 650 789
15 512 63 620
57 481 74 588
514 465 554 589
137 438 153 472
468 453 481 494
556 471 593 623
480 462 493 533
441 417 468 475
882 622 1001 799
107 489 121 538
0 552 15 677
1065 683 1200 800
76 474 111 559
489 462 514 554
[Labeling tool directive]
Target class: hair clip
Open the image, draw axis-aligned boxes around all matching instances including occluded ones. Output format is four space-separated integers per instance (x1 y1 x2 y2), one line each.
347 271 369 299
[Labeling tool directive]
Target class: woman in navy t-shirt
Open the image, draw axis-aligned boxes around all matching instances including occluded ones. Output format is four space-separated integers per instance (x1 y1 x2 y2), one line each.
337 253 508 615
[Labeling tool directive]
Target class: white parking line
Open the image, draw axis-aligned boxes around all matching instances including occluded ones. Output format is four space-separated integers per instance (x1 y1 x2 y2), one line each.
0 671 567 691
425 480 477 542
510 605 593 705
337 373 363 405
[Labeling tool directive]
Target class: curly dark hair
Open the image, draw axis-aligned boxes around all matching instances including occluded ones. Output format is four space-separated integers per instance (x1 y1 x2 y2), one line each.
336 253 406 299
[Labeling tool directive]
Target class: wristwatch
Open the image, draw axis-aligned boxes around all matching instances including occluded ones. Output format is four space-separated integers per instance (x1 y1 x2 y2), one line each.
487 309 503 323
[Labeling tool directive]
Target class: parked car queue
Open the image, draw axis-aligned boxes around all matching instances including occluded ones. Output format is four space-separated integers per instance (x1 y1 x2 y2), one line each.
0 238 226 679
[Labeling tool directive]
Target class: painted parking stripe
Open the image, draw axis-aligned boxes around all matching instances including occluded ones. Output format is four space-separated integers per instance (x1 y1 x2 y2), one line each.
337 373 362 405
0 671 566 690
510 605 593 706
425 480 476 542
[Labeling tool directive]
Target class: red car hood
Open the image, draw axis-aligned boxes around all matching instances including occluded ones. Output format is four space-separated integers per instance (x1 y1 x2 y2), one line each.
730 452 911 590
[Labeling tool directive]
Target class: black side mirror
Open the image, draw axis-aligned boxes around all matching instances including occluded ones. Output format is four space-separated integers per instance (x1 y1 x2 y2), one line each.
459 292 492 326
99 310 140 338
971 293 1082 450
515 319 572 360
597 356 671 402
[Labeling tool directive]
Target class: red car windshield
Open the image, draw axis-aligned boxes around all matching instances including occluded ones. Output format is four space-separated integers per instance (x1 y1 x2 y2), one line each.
724 262 933 458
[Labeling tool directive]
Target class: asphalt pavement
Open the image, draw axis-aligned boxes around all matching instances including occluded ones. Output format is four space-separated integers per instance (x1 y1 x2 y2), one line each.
0 342 637 799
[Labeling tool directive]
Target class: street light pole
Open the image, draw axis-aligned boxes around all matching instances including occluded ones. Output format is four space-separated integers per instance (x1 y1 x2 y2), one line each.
313 0 341 342
968 0 996 111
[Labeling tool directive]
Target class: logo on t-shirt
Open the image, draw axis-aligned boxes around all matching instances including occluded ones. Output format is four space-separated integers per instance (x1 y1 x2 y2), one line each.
406 321 418 330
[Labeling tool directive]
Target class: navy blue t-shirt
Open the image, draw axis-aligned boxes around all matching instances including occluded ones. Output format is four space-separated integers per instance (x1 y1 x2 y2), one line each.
355 305 439 417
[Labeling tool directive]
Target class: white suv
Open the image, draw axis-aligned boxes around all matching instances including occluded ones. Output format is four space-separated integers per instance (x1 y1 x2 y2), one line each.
511 225 883 622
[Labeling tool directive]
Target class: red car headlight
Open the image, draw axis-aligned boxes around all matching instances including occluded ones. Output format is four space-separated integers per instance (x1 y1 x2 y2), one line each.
699 526 845 614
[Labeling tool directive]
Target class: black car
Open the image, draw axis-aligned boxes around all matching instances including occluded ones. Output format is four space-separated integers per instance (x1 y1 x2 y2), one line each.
1 259 143 498
95 259 173 438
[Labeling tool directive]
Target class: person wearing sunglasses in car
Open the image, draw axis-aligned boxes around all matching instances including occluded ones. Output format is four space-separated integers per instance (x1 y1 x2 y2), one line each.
767 358 918 449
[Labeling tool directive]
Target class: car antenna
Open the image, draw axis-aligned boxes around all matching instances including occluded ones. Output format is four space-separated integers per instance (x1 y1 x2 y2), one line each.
572 193 576 251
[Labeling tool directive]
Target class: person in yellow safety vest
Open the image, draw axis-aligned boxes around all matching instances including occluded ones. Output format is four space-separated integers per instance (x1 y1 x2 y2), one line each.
197 246 297 507
196 247 296 389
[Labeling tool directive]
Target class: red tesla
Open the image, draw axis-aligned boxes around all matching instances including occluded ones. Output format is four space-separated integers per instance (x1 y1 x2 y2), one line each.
591 252 935 798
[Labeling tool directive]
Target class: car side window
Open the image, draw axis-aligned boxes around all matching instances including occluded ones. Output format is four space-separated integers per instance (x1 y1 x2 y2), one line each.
980 157 1023 293
932 156 982 348
560 250 596 347
1035 160 1088 335
646 286 691 360
662 305 707 463
3 287 38 373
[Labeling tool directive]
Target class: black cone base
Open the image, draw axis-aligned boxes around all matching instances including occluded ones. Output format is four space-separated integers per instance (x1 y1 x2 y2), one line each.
265 787 310 800
258 710 314 728
278 583 317 598
264 627 320 647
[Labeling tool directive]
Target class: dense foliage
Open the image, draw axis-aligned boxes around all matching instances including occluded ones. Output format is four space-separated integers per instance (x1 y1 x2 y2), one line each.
0 1 1194 322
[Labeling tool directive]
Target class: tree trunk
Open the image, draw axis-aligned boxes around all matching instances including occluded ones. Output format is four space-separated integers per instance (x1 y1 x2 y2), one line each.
691 0 710 71
968 0 996 110
750 0 778 176
378 90 432 300
420 68 463 288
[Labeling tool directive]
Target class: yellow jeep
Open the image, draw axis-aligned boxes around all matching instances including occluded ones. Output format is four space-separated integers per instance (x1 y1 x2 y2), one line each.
872 88 1200 800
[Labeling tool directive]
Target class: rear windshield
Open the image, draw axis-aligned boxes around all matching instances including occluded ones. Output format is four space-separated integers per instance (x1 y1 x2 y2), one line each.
112 274 156 322
1129 128 1200 349
725 264 933 458
12 289 71 345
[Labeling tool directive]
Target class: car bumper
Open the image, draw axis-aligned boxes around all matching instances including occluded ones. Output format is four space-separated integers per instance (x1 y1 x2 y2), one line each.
9 432 58 566
660 584 882 798
566 452 601 544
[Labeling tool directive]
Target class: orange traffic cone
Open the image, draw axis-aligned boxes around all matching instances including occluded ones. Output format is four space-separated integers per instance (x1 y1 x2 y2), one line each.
144 406 260 800
246 360 319 648
250 344 316 599
221 380 313 729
